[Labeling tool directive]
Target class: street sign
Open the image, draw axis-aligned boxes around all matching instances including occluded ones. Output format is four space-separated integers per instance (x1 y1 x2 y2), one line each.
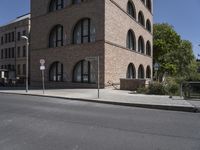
40 59 45 65
154 63 160 71
40 65 45 70
85 56 97 61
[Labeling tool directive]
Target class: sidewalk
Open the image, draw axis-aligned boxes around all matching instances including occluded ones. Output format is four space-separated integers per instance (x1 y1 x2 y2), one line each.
0 88 199 112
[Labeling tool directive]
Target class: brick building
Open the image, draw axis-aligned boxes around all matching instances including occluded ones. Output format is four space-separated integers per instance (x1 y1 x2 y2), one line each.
30 0 153 88
0 14 30 85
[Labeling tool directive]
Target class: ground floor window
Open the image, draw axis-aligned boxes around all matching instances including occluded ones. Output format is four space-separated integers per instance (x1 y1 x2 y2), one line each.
138 65 144 79
73 60 96 83
127 63 136 79
49 61 63 82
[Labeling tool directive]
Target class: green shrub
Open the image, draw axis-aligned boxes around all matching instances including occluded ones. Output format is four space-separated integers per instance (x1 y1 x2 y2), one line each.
165 77 180 95
137 86 149 94
148 82 166 95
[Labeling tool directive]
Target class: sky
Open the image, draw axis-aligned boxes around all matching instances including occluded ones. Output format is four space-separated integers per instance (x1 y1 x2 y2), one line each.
0 0 199 57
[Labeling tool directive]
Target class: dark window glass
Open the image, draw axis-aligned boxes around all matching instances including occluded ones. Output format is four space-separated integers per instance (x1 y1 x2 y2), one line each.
17 47 21 57
127 63 136 79
127 1 136 19
8 33 11 42
17 64 21 75
49 25 64 48
49 0 64 12
17 32 21 41
146 41 151 56
23 30 26 36
5 34 8 43
5 48 8 58
12 48 15 58
1 36 4 45
138 11 145 26
1 49 3 59
49 62 63 82
12 32 15 42
146 0 152 12
126 30 136 50
23 46 26 57
8 48 11 58
138 65 145 79
73 60 96 83
146 19 151 32
73 18 96 44
23 64 26 75
138 36 145 53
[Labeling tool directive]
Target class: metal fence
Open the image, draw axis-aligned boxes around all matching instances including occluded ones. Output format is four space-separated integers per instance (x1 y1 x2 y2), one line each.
182 82 200 99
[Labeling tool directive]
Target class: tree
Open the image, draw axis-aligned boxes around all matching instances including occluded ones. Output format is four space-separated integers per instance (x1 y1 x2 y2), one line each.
153 23 198 80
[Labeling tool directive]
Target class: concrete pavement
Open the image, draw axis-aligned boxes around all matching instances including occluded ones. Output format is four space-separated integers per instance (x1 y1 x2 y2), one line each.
0 87 200 112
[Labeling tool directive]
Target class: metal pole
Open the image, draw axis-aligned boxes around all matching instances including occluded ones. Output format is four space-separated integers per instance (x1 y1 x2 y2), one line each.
97 56 100 99
42 70 45 94
26 42 29 93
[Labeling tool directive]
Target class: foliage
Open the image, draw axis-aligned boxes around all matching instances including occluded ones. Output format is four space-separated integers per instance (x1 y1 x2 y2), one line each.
153 23 198 80
164 77 179 95
147 82 166 95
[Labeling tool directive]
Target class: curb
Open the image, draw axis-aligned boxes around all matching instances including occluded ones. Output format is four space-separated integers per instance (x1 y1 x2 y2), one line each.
0 92 199 113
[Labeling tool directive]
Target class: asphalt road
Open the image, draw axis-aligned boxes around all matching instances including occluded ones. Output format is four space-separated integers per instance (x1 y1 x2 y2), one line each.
0 94 200 150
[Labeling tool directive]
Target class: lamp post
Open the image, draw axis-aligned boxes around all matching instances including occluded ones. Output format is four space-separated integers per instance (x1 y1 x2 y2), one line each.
21 36 29 93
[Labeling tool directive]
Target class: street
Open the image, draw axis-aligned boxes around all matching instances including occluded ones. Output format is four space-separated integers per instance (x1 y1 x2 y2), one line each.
0 94 200 150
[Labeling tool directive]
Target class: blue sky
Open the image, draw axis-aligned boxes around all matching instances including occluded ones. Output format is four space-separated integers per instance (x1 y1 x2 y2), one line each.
0 0 199 57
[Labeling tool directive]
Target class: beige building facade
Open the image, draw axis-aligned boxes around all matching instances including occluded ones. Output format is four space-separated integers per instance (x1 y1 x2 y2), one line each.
0 14 30 85
30 0 153 88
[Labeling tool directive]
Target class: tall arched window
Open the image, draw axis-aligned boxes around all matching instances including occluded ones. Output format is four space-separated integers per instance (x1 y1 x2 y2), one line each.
72 0 83 4
49 0 64 12
49 61 63 82
138 11 145 26
49 25 64 48
127 1 136 19
146 66 151 78
138 36 145 53
73 60 96 83
146 0 152 12
73 18 96 44
146 41 151 56
127 63 136 79
146 19 151 32
138 65 145 79
126 30 136 50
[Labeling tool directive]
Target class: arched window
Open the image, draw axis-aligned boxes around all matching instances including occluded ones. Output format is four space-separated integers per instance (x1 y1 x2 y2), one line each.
138 36 145 53
49 25 64 48
127 1 136 19
72 0 83 4
138 65 144 79
146 41 151 56
126 30 136 50
146 66 151 78
146 0 152 12
138 11 145 26
127 63 136 79
73 60 96 83
49 0 64 12
146 19 151 32
49 61 63 82
73 18 96 44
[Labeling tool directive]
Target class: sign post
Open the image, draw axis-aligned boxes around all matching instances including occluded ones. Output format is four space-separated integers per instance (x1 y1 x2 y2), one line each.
40 59 45 94
85 56 100 99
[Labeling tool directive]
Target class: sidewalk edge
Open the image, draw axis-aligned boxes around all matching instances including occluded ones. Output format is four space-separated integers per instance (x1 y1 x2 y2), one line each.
0 92 198 113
